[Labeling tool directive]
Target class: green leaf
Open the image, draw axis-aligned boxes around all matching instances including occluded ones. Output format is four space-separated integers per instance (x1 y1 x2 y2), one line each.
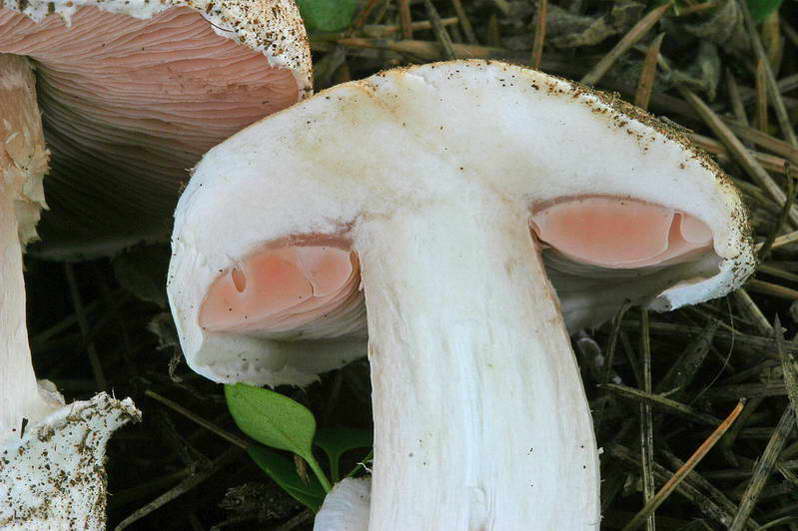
296 0 359 33
314 427 373 481
247 445 326 511
225 384 332 492
225 383 316 457
747 0 782 22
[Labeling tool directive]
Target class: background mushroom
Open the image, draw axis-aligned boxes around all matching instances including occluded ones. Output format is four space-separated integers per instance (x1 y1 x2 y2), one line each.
1 0 310 526
168 61 754 529
0 0 311 258
1 53 139 530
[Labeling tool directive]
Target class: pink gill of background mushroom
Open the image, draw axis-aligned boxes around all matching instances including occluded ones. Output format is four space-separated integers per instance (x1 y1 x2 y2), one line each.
0 0 311 258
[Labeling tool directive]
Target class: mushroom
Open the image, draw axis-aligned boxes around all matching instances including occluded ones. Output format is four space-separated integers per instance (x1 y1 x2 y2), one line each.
1 53 139 529
0 0 311 258
168 61 754 530
1 0 309 526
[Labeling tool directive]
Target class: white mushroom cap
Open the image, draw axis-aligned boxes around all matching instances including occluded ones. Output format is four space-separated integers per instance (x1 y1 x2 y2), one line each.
0 0 311 258
0 394 140 529
169 60 754 386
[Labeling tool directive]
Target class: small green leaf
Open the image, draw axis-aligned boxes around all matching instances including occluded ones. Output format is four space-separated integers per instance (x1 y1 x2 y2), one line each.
225 384 332 492
247 446 326 511
225 383 316 457
314 427 373 481
296 0 359 33
747 0 782 22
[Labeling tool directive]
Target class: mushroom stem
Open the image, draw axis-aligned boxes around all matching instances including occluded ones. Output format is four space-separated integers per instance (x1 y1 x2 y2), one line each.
0 54 58 439
0 194 52 436
354 193 600 530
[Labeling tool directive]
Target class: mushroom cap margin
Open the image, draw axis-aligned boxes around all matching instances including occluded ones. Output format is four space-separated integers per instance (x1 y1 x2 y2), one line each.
5 0 312 98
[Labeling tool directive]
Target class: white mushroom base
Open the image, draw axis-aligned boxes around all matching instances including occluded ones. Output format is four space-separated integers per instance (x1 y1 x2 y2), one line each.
315 477 372 531
0 393 140 529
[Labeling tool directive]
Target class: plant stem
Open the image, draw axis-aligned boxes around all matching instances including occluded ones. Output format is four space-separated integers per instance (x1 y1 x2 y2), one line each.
305 454 333 493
